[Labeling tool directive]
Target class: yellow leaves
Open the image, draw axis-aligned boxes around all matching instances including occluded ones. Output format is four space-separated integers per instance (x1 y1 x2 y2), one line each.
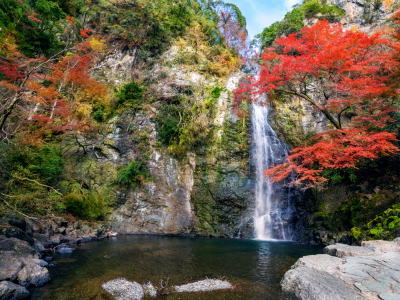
0 34 19 57
88 37 106 53
350 24 360 32
383 0 394 11
74 103 92 120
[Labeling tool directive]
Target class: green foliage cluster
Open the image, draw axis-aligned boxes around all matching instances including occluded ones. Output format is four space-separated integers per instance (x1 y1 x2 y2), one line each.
309 157 400 243
352 204 400 240
1 0 238 60
63 189 112 221
322 168 358 185
0 144 64 186
0 143 116 220
0 0 83 56
0 144 64 215
255 0 344 48
114 161 150 188
92 81 147 122
156 103 183 147
88 0 223 61
155 86 222 157
116 82 147 111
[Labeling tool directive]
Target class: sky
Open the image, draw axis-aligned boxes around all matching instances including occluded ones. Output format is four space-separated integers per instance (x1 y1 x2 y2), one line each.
224 0 302 39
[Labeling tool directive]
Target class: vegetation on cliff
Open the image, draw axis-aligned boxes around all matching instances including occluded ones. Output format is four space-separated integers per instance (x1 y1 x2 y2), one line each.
0 0 248 224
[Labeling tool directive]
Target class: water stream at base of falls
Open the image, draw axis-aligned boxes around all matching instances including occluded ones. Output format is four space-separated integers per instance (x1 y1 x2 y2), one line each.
252 103 296 241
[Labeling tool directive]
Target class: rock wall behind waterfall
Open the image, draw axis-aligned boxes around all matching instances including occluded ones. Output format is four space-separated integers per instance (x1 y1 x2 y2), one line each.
70 36 253 236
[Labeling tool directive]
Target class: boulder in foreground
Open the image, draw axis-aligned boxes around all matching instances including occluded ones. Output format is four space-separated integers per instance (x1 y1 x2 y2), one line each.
0 281 30 300
282 239 400 300
101 278 144 300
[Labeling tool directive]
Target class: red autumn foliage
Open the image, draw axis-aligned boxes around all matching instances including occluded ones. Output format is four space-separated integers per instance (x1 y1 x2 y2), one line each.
0 37 107 144
235 21 399 186
28 15 42 23
80 28 92 38
66 16 74 25
265 129 398 186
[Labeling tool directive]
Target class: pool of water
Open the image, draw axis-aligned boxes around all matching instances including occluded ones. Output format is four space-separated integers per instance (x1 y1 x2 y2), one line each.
31 235 321 300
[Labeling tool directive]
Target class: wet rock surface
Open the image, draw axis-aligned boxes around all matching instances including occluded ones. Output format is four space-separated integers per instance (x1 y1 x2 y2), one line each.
0 214 117 299
282 239 400 300
0 281 30 300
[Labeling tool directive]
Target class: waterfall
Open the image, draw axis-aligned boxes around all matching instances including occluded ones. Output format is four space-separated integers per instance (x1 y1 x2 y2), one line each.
252 103 295 241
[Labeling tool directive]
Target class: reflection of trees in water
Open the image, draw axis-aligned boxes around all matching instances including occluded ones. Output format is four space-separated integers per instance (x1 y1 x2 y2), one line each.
33 236 320 299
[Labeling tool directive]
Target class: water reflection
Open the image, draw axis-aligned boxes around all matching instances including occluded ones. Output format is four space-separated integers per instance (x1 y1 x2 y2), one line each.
31 236 321 300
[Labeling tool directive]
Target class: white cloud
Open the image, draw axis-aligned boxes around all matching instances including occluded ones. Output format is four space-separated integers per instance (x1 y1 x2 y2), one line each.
284 0 301 9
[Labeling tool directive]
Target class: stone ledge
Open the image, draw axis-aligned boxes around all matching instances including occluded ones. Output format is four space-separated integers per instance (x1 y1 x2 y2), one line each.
282 239 400 300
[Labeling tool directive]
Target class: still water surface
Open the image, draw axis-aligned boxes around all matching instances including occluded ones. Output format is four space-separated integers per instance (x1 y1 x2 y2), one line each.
31 235 321 300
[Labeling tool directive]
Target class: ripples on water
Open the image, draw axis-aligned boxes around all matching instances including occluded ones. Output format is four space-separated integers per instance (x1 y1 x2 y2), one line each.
31 235 321 300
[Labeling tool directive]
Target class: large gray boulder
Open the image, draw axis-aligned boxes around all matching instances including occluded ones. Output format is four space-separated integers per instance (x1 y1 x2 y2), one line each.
17 263 49 287
0 281 29 300
0 253 23 281
101 278 144 300
0 239 36 256
281 264 364 300
282 240 400 300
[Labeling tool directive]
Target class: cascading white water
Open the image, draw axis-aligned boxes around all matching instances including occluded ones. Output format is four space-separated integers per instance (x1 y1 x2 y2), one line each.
252 103 295 241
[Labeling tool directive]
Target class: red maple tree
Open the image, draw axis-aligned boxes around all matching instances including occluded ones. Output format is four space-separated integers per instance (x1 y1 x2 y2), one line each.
235 20 399 186
0 36 107 144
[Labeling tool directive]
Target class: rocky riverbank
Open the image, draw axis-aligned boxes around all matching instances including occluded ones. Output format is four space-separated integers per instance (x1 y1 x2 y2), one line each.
282 239 400 300
0 214 116 299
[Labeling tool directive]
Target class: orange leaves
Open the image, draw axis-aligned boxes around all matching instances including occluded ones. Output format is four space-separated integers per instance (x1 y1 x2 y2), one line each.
267 129 399 186
0 31 109 144
80 28 92 38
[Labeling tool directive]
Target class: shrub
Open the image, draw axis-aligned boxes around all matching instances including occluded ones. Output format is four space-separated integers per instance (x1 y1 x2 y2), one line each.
351 204 400 241
114 160 150 188
156 104 182 147
116 82 146 111
63 189 112 220
0 144 64 185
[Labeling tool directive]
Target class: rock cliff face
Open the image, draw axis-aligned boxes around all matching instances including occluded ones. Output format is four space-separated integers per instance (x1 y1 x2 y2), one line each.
74 33 253 237
109 111 196 234
330 0 393 30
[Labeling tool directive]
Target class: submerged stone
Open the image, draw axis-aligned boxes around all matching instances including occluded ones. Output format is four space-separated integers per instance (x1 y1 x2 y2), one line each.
55 244 75 254
101 278 144 300
174 279 233 293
